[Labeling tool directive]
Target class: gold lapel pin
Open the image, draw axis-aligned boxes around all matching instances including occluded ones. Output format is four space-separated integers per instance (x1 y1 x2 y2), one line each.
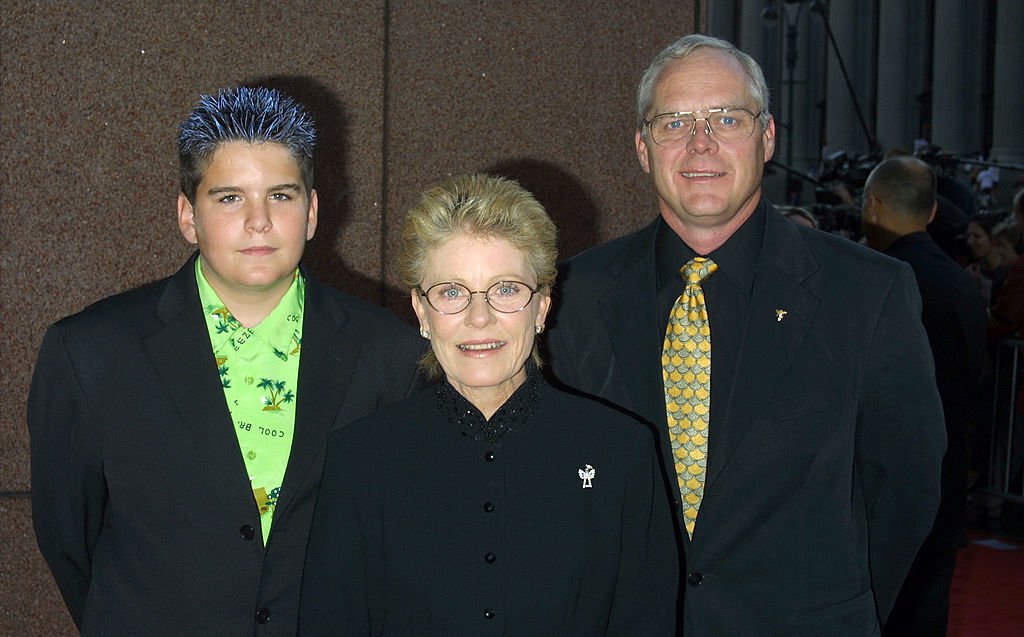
775 309 788 322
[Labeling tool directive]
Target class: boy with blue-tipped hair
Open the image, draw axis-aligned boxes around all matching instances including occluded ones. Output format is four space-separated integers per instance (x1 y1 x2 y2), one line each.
28 86 423 635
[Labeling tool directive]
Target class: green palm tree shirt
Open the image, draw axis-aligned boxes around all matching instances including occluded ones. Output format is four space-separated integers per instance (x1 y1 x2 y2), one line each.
195 257 304 546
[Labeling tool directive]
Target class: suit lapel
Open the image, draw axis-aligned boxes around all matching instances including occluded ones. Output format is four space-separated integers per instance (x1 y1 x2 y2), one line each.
704 210 821 491
600 222 667 428
145 263 362 530
599 221 695 530
272 275 358 523
144 256 256 518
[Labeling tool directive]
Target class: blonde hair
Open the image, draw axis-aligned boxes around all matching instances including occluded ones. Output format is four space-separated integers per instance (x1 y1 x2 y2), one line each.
398 174 558 378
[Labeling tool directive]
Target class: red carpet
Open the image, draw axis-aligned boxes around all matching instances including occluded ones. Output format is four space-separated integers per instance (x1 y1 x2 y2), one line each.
948 531 1024 636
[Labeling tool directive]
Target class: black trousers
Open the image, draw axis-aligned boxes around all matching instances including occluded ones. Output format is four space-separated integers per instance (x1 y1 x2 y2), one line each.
883 546 959 637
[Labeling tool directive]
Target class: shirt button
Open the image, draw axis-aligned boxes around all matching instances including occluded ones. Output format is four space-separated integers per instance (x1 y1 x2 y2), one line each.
687 572 704 586
485 451 496 462
255 607 271 624
484 552 496 563
484 609 496 619
240 525 256 541
483 501 495 513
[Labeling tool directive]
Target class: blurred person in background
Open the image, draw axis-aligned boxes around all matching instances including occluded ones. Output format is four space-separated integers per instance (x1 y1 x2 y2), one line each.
777 204 819 229
966 213 1012 306
861 156 986 636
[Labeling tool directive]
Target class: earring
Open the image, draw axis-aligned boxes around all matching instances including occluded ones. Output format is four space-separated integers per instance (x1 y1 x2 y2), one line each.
535 324 545 334
420 328 430 339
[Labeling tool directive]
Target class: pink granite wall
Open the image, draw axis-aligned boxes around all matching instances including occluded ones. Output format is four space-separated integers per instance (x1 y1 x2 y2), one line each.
1 2 697 632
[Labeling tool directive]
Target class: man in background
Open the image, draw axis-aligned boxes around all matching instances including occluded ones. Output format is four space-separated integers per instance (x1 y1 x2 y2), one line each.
862 156 987 636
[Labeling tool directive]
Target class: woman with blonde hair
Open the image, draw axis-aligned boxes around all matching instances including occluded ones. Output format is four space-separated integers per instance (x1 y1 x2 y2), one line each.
300 174 677 635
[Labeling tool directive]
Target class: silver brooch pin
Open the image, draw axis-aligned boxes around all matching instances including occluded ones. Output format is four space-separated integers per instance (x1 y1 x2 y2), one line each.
578 464 595 488
775 309 788 322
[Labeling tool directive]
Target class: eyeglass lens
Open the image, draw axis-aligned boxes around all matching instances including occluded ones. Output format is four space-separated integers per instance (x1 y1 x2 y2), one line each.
648 109 757 145
424 281 535 314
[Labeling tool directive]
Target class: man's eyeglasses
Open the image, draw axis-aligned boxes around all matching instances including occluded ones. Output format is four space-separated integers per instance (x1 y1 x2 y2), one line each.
643 108 761 146
418 280 539 315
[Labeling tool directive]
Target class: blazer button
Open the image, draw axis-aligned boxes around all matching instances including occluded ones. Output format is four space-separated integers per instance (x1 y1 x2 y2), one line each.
483 501 495 513
687 572 704 587
255 607 271 624
484 451 496 462
240 525 256 541
484 552 496 563
484 608 496 619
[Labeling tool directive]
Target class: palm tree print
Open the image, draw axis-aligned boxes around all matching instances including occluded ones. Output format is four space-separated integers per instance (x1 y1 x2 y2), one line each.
208 306 241 334
216 356 231 388
257 378 294 411
273 333 302 362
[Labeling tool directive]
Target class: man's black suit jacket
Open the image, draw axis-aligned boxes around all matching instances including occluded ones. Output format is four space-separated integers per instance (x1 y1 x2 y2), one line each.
884 232 986 551
28 254 424 635
546 205 946 636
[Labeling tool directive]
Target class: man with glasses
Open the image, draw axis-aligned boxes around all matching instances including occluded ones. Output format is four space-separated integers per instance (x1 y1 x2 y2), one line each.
546 34 945 634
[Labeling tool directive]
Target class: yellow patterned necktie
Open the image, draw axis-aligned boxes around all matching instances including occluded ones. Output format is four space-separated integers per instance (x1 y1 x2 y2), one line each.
663 256 717 538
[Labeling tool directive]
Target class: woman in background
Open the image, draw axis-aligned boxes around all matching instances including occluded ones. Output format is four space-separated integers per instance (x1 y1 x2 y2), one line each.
966 214 1011 305
991 221 1022 270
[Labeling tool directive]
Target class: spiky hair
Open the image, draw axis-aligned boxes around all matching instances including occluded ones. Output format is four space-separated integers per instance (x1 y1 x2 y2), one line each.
177 86 317 202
